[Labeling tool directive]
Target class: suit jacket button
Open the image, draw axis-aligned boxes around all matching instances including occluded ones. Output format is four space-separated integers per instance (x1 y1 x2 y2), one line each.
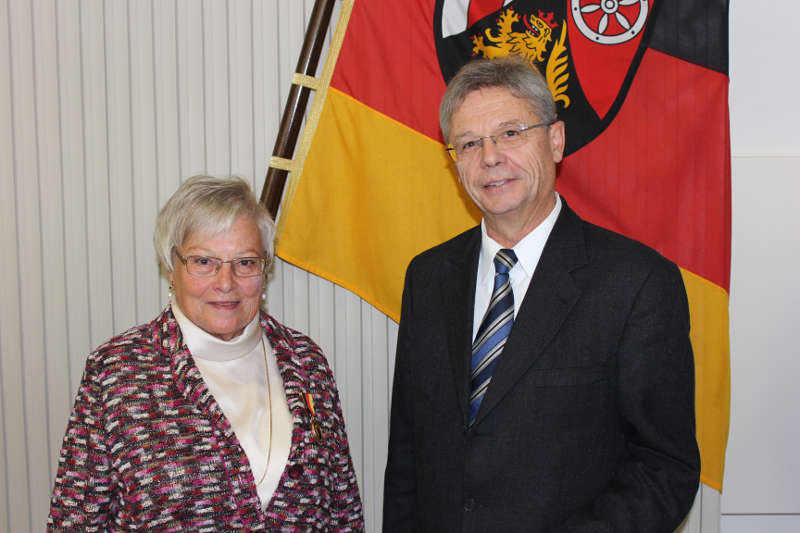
463 497 476 512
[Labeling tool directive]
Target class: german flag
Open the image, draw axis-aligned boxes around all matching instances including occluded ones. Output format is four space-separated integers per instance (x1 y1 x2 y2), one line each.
276 0 729 491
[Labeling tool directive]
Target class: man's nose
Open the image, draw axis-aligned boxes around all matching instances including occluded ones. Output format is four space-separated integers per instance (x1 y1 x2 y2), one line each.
480 136 503 165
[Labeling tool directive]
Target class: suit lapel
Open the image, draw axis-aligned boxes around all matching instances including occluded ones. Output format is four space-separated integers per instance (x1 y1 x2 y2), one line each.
443 227 481 426
472 202 588 426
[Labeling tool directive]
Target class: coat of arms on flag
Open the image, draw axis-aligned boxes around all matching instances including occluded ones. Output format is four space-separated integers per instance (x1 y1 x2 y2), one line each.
435 0 657 153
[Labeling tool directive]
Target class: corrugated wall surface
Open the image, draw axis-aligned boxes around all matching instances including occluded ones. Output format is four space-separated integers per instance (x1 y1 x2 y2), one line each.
0 1 714 531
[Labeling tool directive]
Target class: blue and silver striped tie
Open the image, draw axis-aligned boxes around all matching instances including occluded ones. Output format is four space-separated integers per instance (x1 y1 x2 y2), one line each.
469 248 517 424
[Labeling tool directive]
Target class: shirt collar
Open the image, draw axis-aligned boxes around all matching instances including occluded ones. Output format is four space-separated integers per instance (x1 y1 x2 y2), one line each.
478 192 562 282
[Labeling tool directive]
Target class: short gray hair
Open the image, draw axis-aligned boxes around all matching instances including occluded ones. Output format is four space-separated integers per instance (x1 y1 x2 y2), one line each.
153 175 275 272
439 56 557 143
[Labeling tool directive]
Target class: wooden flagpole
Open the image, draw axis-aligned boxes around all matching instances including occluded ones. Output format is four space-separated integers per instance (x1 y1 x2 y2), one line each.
260 0 336 218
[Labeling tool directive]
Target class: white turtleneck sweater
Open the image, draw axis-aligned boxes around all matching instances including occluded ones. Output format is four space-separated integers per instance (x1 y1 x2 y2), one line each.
171 302 293 508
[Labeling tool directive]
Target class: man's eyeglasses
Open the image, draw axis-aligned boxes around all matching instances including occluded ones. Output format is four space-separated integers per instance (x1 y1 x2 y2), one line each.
445 121 555 163
174 249 266 278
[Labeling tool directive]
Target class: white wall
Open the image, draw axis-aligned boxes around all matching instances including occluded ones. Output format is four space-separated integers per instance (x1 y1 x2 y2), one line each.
0 1 796 532
722 1 800 531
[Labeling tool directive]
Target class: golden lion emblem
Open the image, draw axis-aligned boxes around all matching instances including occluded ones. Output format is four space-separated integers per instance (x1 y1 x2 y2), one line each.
473 8 552 63
472 7 571 109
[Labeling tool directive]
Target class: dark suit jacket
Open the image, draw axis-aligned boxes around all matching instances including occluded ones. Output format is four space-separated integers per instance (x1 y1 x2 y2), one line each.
383 199 700 533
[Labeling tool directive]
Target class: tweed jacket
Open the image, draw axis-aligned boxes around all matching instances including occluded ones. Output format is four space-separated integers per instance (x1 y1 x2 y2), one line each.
48 307 363 532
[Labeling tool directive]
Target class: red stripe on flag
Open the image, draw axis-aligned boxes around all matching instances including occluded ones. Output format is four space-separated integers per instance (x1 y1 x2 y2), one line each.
331 1 444 140
558 49 730 291
468 0 505 27
331 2 730 291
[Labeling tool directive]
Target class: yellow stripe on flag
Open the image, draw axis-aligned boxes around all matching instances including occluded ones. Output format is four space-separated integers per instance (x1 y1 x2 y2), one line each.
277 88 480 320
681 267 730 492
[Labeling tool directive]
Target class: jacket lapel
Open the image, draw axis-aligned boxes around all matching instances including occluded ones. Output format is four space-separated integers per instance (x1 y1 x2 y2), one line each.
472 201 588 426
263 313 314 421
159 307 236 439
443 227 482 426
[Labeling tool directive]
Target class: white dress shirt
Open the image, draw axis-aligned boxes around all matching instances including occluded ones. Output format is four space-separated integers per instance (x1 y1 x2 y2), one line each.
171 302 292 508
472 192 562 341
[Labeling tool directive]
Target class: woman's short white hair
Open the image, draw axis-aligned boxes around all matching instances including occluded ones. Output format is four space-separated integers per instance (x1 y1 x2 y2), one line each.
153 175 275 273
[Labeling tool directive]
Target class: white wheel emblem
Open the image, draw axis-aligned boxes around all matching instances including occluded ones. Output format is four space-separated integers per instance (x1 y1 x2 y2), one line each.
571 0 648 44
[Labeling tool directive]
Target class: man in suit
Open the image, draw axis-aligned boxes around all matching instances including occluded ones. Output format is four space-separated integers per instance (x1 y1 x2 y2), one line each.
383 56 700 532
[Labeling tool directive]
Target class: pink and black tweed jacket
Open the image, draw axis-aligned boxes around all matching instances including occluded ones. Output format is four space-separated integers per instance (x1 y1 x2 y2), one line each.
48 308 364 532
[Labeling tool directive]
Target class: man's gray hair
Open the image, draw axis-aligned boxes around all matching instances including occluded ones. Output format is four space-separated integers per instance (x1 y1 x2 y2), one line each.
153 175 275 272
439 56 557 143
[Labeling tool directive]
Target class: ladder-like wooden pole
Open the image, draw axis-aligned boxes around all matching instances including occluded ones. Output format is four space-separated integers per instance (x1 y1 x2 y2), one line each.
260 0 337 218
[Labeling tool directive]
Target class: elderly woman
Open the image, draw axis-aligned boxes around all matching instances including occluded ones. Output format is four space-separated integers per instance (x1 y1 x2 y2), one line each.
48 176 363 531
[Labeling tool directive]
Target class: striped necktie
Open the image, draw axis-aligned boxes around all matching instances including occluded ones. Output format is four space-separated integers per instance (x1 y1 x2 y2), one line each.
469 248 518 424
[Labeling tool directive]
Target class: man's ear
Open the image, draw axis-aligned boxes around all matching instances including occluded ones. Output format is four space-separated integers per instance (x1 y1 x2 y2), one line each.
549 120 566 163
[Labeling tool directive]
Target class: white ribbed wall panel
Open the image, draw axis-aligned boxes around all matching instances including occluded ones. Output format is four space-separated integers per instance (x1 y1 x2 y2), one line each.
0 1 744 532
